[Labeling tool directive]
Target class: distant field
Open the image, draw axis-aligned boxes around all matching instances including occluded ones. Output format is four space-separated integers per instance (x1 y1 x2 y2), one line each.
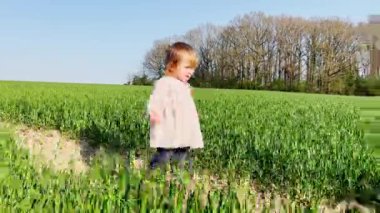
205 88 380 160
347 96 380 161
196 88 380 161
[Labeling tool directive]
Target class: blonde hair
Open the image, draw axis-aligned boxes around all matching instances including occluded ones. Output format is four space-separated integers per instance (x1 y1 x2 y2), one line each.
164 42 199 76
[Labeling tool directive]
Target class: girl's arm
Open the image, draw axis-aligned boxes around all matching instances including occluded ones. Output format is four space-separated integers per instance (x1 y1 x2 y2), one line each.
147 79 168 124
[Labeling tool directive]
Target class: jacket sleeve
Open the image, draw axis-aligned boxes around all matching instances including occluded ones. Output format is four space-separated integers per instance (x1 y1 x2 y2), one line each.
147 79 169 116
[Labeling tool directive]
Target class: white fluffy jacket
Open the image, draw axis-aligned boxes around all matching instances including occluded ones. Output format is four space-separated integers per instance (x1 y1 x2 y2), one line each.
147 76 204 149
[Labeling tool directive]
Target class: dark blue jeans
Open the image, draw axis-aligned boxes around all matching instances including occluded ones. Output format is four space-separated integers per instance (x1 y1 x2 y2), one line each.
149 147 192 172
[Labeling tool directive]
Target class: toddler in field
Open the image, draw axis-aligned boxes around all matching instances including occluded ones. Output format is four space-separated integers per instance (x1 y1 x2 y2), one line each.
147 41 204 173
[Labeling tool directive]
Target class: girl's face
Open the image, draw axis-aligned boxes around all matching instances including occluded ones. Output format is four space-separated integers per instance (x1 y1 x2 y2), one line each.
174 58 195 83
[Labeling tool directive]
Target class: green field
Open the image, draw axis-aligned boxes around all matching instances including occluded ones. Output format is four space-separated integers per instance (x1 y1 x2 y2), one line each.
0 81 380 211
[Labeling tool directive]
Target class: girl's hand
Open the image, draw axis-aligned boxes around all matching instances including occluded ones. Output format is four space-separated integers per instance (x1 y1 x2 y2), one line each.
150 111 160 125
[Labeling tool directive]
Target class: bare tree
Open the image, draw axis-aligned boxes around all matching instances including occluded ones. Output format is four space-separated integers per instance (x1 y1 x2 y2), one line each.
183 23 222 81
142 38 172 79
139 11 368 94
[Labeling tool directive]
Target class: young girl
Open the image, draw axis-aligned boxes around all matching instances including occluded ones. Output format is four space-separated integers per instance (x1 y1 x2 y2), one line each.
147 42 204 173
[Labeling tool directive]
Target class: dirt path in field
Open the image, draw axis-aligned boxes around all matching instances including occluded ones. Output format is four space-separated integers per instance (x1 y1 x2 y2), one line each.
14 125 98 174
12 124 151 175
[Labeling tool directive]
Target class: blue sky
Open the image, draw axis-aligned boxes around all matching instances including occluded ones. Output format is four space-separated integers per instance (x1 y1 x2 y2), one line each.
1 0 379 84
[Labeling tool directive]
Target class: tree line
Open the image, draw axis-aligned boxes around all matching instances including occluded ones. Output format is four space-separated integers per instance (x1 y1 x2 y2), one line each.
129 12 380 96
